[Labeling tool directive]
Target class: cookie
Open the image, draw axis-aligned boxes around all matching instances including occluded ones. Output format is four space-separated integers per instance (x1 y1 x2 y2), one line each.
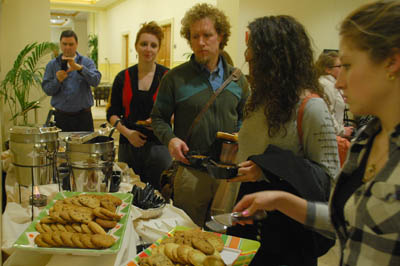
100 207 121 221
60 232 74 247
59 210 73 223
204 255 226 266
204 234 224 252
35 223 45 233
72 223 83 233
164 243 180 262
102 194 122 206
42 232 58 246
40 216 55 224
52 231 64 246
41 223 53 233
81 223 93 234
91 234 115 249
34 234 50 247
71 196 84 207
69 208 94 224
71 233 86 248
63 197 73 205
95 218 117 229
93 207 112 220
100 199 116 213
56 223 67 232
49 211 67 224
78 194 100 209
192 237 215 255
148 253 174 266
177 244 194 264
188 249 207 266
88 221 107 235
50 224 59 232
80 234 96 249
65 224 76 233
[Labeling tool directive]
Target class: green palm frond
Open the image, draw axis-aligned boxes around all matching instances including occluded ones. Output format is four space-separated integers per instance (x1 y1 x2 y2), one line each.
0 41 57 125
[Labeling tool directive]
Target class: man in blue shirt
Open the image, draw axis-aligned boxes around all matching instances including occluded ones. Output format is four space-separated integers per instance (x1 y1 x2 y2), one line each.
42 30 101 131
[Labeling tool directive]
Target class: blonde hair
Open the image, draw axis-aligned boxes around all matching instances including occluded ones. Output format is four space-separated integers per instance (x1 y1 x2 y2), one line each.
315 51 339 77
180 3 231 49
340 0 400 63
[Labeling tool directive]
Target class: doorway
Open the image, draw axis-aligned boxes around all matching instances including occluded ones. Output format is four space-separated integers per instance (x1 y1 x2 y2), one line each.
123 34 129 68
157 24 171 68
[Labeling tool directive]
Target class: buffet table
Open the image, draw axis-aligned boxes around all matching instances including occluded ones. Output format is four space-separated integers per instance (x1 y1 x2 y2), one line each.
1 151 198 266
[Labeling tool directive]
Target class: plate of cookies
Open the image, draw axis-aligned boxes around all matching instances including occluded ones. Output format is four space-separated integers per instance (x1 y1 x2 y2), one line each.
13 191 132 255
125 226 260 266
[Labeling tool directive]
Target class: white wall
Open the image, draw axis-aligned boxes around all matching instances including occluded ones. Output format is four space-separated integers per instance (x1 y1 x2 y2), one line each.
234 0 370 74
75 20 89 56
99 0 216 68
0 0 52 143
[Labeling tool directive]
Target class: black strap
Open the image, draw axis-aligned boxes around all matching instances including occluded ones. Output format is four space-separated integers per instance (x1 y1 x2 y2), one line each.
185 68 242 143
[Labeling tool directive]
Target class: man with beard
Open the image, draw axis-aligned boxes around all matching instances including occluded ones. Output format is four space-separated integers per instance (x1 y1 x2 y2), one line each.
151 3 249 226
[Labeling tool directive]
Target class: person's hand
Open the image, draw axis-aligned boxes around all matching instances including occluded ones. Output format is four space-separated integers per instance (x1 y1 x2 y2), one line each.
343 126 354 139
126 129 147 147
232 191 283 225
228 160 262 183
168 137 189 164
62 56 83 72
56 70 68 82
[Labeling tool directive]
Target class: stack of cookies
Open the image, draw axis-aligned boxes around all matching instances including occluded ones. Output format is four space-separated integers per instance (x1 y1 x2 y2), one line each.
34 194 122 249
139 229 226 266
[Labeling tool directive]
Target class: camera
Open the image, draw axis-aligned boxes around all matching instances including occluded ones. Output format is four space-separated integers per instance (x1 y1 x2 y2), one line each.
61 59 68 71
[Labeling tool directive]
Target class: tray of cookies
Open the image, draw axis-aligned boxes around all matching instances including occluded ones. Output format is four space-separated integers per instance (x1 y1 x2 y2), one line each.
13 191 132 255
124 226 260 266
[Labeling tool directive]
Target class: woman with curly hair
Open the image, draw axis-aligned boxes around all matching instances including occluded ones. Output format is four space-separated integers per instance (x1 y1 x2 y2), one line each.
227 16 340 265
231 1 400 265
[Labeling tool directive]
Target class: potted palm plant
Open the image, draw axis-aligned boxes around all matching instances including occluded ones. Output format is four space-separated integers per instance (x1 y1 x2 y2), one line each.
0 41 57 126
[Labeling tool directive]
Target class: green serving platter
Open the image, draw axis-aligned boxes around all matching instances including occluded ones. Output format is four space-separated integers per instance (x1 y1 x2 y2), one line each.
125 226 260 266
13 191 132 256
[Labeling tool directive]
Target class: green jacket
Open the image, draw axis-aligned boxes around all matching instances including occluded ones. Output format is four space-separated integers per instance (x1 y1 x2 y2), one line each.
151 55 249 154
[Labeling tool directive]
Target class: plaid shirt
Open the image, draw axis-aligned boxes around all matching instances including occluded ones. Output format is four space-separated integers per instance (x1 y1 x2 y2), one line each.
306 118 400 265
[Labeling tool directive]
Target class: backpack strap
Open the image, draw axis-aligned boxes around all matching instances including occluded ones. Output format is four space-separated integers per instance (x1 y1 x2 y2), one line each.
297 93 320 146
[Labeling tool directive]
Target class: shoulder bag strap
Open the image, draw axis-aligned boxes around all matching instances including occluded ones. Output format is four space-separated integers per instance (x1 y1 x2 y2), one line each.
297 93 320 146
185 68 242 143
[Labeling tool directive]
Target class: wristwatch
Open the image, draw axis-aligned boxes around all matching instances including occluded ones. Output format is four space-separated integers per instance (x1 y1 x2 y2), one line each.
113 119 121 128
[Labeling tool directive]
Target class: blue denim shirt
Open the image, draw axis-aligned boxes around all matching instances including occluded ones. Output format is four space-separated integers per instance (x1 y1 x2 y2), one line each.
198 56 224 91
42 52 101 112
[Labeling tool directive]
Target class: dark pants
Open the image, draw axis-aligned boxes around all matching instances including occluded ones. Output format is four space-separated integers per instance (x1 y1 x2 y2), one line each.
118 142 172 190
54 108 94 132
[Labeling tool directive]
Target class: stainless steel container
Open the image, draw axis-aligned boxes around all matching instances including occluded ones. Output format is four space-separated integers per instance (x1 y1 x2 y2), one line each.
9 126 60 186
66 136 115 192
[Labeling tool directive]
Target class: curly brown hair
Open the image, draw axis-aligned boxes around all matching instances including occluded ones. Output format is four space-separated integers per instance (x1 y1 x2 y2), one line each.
135 21 164 47
245 16 326 137
180 3 231 49
340 0 400 64
315 51 339 77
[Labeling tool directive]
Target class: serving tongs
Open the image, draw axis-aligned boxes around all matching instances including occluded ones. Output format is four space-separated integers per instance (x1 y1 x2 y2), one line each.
206 210 267 232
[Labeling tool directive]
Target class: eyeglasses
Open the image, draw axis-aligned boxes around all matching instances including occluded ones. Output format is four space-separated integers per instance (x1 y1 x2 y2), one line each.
330 65 342 68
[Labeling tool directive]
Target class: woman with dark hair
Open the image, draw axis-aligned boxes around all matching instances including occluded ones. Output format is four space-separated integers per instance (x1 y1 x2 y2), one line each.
232 1 400 265
107 21 172 189
227 16 340 265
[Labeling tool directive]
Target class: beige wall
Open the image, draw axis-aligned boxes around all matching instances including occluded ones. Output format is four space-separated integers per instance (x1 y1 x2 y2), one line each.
97 0 216 83
234 0 370 74
0 0 52 144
